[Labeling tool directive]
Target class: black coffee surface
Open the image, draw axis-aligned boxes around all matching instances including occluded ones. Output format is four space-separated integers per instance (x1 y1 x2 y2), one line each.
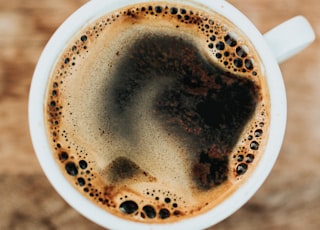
106 34 260 189
45 2 269 224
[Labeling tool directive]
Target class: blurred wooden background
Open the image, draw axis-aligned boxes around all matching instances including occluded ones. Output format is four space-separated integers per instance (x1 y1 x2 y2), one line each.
0 0 319 229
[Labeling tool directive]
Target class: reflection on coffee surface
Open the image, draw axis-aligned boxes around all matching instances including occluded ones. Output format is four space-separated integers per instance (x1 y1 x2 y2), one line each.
45 2 269 223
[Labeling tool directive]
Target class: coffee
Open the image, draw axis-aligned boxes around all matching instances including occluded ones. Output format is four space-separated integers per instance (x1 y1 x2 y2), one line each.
45 1 269 223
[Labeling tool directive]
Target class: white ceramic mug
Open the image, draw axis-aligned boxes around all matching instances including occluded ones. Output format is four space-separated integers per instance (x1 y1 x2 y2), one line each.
29 0 315 229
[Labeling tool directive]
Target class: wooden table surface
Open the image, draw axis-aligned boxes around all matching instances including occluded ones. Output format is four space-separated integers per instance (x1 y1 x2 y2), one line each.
0 0 319 229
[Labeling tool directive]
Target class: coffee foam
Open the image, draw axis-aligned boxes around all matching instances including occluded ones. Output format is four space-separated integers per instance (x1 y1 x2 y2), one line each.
45 2 269 223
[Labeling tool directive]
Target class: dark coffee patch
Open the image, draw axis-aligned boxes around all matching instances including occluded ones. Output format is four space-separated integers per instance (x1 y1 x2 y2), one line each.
104 157 156 184
106 34 260 189
193 149 229 189
107 157 140 182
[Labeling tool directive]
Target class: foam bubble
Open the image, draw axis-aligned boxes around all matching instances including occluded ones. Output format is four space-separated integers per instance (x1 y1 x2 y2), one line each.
159 208 170 219
120 200 138 214
58 151 68 161
77 177 86 186
236 163 248 175
142 205 156 219
245 154 255 163
255 129 263 138
250 141 259 150
65 162 78 176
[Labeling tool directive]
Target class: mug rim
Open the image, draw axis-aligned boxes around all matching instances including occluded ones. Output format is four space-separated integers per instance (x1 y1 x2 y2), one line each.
28 0 287 229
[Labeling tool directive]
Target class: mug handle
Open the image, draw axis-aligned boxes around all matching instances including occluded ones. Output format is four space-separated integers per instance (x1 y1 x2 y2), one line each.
263 16 315 63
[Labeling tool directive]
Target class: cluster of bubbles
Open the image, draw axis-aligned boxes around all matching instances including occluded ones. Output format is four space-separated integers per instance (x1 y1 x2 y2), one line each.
166 7 258 75
46 2 266 223
56 147 102 200
120 4 258 75
54 3 260 84
118 189 186 220
233 108 266 177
